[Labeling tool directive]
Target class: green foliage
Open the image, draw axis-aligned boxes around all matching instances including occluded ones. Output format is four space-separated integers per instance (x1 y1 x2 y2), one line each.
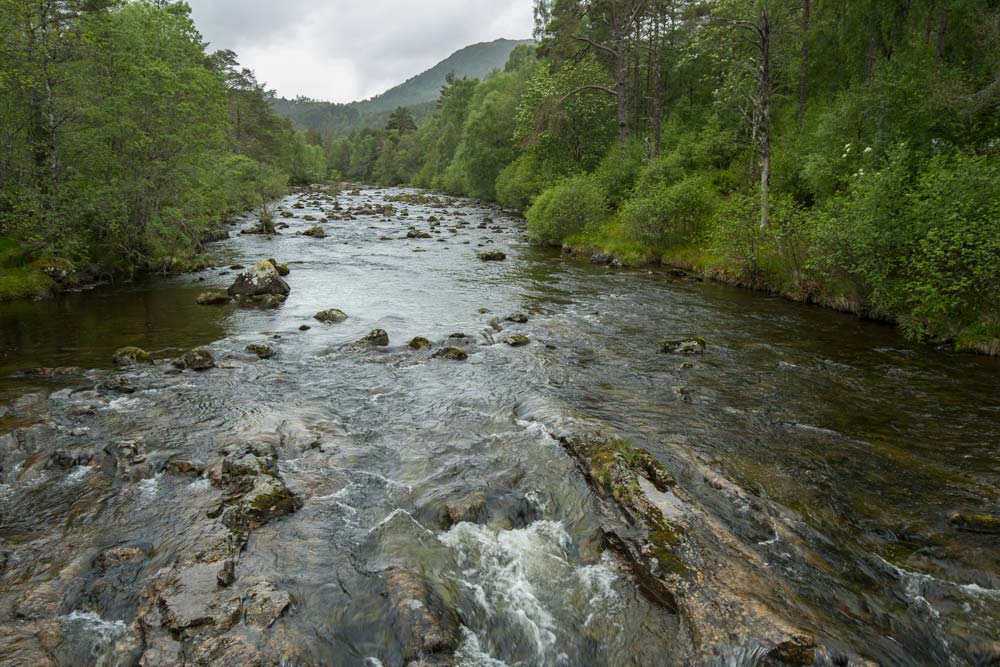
621 175 719 247
526 174 607 245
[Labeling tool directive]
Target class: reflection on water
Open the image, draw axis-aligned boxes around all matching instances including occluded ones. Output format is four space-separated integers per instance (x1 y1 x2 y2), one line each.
0 187 997 667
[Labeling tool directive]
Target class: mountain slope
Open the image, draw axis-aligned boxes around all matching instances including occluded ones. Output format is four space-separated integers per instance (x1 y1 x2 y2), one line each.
271 38 533 138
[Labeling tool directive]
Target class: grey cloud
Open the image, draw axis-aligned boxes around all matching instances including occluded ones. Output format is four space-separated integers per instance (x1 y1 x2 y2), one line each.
186 0 534 102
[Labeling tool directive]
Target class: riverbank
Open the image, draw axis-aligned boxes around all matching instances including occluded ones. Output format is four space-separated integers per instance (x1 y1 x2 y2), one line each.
557 220 1000 358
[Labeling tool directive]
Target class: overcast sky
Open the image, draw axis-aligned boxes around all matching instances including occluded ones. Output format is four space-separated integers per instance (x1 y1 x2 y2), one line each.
186 1 535 104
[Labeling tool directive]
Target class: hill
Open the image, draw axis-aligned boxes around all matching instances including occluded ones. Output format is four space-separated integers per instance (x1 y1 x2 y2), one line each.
270 38 532 138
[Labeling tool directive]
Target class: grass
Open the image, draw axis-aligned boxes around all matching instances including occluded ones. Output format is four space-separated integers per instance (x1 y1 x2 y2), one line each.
0 238 55 301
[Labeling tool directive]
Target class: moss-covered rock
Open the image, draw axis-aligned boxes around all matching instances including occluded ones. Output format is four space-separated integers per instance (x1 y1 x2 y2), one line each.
360 329 389 346
408 337 432 350
228 261 290 299
661 338 706 355
950 512 1000 534
432 347 468 361
197 291 231 306
406 228 432 239
302 226 326 239
504 335 530 347
112 346 152 367
314 308 348 324
477 251 506 262
245 344 275 360
505 313 529 323
266 259 290 276
182 348 215 371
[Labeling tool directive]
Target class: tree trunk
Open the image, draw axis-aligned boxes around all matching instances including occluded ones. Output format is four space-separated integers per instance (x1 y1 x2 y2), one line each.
616 42 629 147
758 8 771 230
935 6 948 65
652 8 663 157
799 0 810 126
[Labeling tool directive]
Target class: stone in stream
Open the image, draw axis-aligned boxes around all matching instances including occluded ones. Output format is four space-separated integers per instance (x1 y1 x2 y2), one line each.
505 313 529 324
97 375 135 394
314 308 348 324
359 329 390 346
267 259 290 276
408 337 432 350
504 335 530 348
227 261 290 300
112 346 152 367
182 348 215 371
245 344 275 360
302 226 326 239
385 567 459 663
950 512 1000 534
432 347 468 362
197 291 232 306
661 338 706 355
477 250 506 261
406 228 432 239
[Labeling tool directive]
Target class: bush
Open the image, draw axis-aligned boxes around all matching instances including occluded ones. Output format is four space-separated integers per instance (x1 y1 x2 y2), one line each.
620 175 718 247
593 142 645 209
526 174 607 245
713 190 806 288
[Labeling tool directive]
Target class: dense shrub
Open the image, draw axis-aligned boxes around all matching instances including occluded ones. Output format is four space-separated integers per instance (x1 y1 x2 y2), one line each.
620 175 718 247
526 174 607 245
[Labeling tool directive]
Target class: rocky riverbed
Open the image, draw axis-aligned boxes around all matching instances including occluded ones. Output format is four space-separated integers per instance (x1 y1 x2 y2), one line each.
0 186 997 667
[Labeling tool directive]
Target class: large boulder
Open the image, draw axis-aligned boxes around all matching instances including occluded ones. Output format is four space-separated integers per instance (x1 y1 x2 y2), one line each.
314 309 348 324
182 348 215 371
227 261 290 300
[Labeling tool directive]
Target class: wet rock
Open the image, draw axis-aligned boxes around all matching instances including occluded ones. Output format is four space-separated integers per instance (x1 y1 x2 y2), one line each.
242 580 292 628
223 474 302 533
182 348 215 371
408 337 432 350
227 261 290 300
279 210 294 218
406 228 432 239
442 492 487 528
950 512 1000 534
302 226 326 239
229 264 245 270
661 338 706 355
359 329 390 347
103 439 149 481
216 558 236 588
197 291 232 306
245 344 275 360
113 346 152 367
432 348 467 361
590 252 614 265
299 325 311 332
163 458 205 477
238 294 287 310
385 567 458 662
266 259 290 276
160 564 244 634
97 375 134 394
477 251 506 262
761 636 817 666
504 335 530 348
505 313 529 324
48 446 99 470
314 308 348 324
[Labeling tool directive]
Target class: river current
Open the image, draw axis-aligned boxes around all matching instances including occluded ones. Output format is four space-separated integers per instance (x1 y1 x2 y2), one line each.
0 187 997 667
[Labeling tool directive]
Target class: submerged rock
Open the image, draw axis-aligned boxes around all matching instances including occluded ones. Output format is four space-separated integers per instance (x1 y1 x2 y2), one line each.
182 348 216 371
432 348 467 361
359 329 390 346
112 347 151 367
477 250 506 262
314 308 348 324
228 261 290 299
385 567 458 662
197 291 232 306
408 337 432 350
661 338 706 355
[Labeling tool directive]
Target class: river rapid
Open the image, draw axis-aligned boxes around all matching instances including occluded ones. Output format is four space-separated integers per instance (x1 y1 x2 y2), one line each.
0 187 997 667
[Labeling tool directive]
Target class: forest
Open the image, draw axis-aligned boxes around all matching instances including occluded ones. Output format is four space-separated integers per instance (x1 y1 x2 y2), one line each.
0 0 327 300
327 0 1000 354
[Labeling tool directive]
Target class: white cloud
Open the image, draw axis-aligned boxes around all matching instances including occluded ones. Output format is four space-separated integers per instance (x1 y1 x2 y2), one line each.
186 0 534 102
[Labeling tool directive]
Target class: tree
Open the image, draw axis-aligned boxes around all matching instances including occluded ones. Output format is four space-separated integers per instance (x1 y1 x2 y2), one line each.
386 106 417 133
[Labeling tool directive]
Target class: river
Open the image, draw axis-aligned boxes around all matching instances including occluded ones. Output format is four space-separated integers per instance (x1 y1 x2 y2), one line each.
0 187 997 667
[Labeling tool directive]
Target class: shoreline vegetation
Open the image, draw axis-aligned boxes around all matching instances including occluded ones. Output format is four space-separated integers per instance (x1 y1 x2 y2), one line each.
2 1 998 358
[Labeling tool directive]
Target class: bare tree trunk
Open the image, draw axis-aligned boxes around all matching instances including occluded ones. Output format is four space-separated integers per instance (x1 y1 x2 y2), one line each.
935 6 948 65
758 8 771 230
616 41 629 147
652 7 663 156
798 0 810 126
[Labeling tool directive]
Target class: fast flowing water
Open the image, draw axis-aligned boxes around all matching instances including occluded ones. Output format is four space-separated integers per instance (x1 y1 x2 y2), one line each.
0 188 997 667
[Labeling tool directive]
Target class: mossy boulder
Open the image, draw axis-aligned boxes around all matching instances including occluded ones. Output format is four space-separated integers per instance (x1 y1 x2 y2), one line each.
504 335 530 348
432 347 468 361
112 346 152 367
950 513 1000 534
302 226 326 239
267 259 290 276
360 329 389 346
477 251 506 262
228 261 290 299
314 308 348 324
182 348 215 371
406 228 432 239
661 338 706 355
196 291 231 306
245 344 275 360
505 313 529 323
408 337 432 350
